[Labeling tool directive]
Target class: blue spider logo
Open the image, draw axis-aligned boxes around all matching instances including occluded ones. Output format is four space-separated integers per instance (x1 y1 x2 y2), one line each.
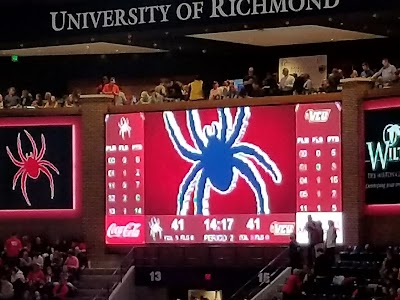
163 106 282 216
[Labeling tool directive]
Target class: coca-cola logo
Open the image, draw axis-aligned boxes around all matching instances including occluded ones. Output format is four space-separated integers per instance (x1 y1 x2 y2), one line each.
107 222 141 238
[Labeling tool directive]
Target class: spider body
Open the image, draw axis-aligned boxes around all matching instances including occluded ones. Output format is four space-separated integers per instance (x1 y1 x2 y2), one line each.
164 107 282 216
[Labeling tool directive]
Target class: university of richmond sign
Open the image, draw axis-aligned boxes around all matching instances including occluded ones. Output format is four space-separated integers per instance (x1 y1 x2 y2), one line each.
50 0 340 31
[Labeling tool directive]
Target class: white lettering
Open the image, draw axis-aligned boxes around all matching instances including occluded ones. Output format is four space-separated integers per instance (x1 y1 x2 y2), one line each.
177 3 193 21
50 11 67 32
270 0 288 12
107 222 141 238
67 13 81 30
192 2 204 19
159 5 171 22
114 9 129 26
211 0 229 18
288 0 305 12
324 0 340 8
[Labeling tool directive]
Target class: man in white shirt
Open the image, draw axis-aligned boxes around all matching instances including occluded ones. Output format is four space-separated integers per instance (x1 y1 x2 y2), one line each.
372 58 397 84
279 68 295 95
325 220 337 266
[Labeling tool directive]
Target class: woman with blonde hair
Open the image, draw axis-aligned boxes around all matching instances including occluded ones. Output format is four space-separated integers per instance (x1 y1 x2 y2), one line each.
44 95 58 108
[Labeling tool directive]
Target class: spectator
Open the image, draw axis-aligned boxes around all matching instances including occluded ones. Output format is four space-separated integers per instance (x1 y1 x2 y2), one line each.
209 81 222 100
166 80 183 100
4 87 20 108
64 250 79 281
44 96 58 108
293 74 305 95
314 221 324 253
52 277 69 300
243 67 258 95
63 94 74 107
188 75 204 101
50 250 63 274
305 215 317 265
226 81 238 98
4 233 22 266
97 76 109 94
314 248 331 280
250 82 264 97
0 94 3 109
0 275 14 300
20 250 32 274
102 77 120 96
32 237 46 255
32 94 43 107
21 90 33 106
32 252 44 269
279 68 295 95
372 58 397 84
325 220 337 265
27 263 45 293
149 89 163 103
155 78 168 97
282 269 303 300
350 70 359 78
327 68 342 92
289 233 302 272
361 62 374 78
303 74 313 94
22 235 32 253
10 266 25 299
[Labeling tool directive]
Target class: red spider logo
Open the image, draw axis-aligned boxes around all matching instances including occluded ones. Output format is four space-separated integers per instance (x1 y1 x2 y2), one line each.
6 130 60 206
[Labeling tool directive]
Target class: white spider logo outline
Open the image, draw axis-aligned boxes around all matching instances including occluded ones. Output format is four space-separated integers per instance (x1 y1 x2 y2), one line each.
149 217 163 241
118 117 131 140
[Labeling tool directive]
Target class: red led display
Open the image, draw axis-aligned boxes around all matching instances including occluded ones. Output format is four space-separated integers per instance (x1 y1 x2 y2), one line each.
105 103 342 245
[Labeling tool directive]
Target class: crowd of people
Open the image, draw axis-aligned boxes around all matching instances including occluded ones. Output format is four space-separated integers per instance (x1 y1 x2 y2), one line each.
96 58 399 105
0 233 87 300
1 58 397 109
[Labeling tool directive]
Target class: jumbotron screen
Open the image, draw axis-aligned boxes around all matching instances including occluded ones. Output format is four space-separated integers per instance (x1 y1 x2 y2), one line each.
105 103 343 245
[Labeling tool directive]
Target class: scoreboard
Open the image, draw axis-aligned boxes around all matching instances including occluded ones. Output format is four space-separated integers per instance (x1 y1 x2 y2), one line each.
105 102 343 245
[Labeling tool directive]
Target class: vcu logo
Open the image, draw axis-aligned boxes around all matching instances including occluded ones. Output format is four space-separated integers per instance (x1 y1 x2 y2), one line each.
304 109 331 123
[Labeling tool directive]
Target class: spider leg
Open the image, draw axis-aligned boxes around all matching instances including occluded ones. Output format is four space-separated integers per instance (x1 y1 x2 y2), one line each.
217 108 229 142
24 130 38 158
37 134 46 160
6 146 24 167
39 161 60 175
163 111 201 161
39 166 56 199
187 110 206 150
227 107 251 146
177 163 202 215
232 143 282 183
233 156 270 214
20 172 31 206
12 168 24 190
193 173 208 215
16 133 27 162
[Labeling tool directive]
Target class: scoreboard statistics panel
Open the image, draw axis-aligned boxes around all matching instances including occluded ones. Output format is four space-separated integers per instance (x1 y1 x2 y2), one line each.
105 103 343 245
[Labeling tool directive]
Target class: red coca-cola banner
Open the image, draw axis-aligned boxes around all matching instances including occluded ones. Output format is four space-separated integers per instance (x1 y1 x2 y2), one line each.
105 215 145 245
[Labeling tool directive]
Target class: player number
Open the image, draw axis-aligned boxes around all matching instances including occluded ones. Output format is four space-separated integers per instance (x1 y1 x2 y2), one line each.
123 195 128 202
315 150 321 157
300 205 308 212
258 272 270 284
107 170 115 177
331 162 337 171
316 176 321 184
331 190 337 198
107 157 116 164
317 205 321 212
299 164 307 171
122 157 128 164
109 208 116 215
299 150 308 158
171 218 184 231
299 191 308 198
123 208 127 215
317 190 321 197
315 163 321 171
332 204 337 212
108 195 115 202
299 177 308 185
330 176 339 184
246 218 261 230
122 182 128 189
123 170 127 177
134 207 142 214
150 271 162 282
108 182 115 189
331 149 337 157
135 156 141 163
136 181 140 188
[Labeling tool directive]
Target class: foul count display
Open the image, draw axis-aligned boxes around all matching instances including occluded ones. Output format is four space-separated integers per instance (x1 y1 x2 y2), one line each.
105 102 343 245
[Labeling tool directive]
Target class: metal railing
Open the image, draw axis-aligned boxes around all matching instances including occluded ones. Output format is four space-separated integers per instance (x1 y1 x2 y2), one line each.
229 248 289 300
92 247 136 300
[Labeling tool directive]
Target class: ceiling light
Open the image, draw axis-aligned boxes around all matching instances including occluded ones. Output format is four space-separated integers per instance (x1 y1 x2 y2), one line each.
86 45 90 49
153 43 158 47
244 24 248 29
19 44 24 48
202 49 207 53
340 22 343 26
90 37 95 42
115 49 119 52
328 17 333 22
372 13 377 18
178 46 182 50
165 31 169 35
285 21 290 25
